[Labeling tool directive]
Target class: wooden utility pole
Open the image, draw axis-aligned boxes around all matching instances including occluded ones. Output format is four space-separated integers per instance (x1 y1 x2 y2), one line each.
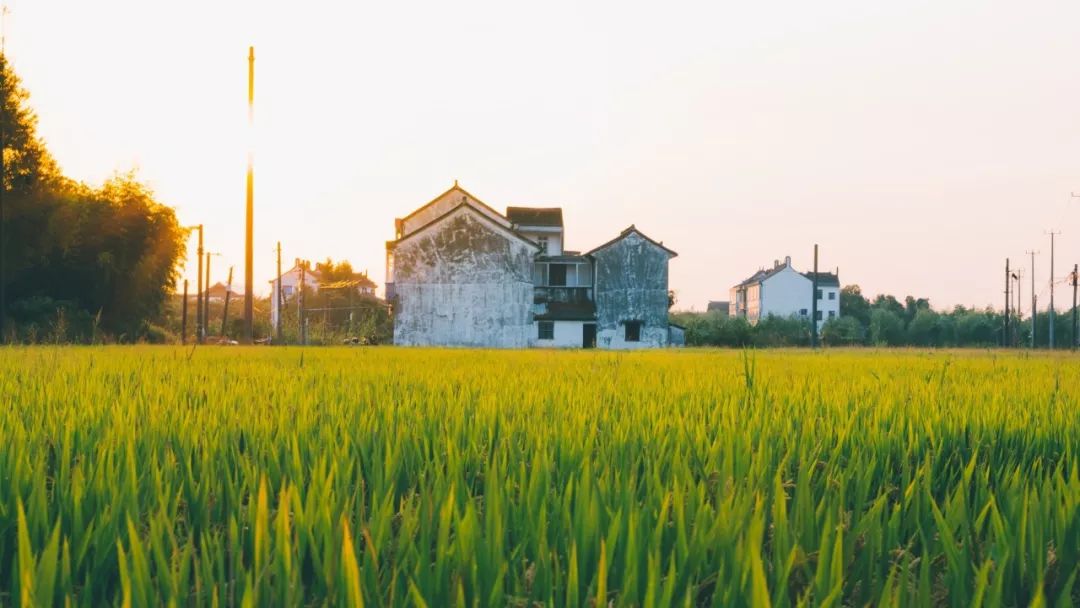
243 46 255 343
196 224 204 344
204 252 213 338
810 244 819 348
299 262 307 345
1027 250 1038 348
0 52 6 344
1047 231 1060 348
275 241 283 343
1072 263 1078 349
1003 258 1010 347
221 266 234 337
181 279 189 344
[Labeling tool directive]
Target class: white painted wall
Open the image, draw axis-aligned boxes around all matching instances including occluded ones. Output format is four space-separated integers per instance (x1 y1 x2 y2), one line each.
520 228 563 256
598 322 668 349
531 320 587 348
758 266 812 321
269 267 320 328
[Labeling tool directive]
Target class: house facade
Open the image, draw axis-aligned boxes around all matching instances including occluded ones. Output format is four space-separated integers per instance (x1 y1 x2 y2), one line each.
269 260 377 329
385 183 678 348
730 256 840 329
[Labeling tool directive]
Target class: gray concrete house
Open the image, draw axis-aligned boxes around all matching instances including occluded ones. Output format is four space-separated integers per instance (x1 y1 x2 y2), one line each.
385 183 678 348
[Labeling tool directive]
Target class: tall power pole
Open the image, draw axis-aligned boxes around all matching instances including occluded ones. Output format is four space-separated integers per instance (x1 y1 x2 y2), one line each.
810 244 819 348
181 279 189 344
196 224 204 344
1003 258 1010 347
243 46 255 343
0 52 7 344
1047 231 1060 348
275 241 283 343
204 251 213 339
221 266 234 337
1027 250 1038 348
1072 263 1078 349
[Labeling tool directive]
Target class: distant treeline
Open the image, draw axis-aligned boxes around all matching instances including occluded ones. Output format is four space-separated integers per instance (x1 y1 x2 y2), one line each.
673 285 1078 348
1 55 185 343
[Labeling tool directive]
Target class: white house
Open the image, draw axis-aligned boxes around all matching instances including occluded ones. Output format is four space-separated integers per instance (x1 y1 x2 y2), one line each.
730 256 840 330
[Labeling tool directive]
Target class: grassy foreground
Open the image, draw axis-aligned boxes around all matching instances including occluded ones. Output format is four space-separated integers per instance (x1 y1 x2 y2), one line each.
0 347 1077 607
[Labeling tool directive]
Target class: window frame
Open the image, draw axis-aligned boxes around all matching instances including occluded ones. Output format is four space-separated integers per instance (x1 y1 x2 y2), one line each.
624 320 643 342
538 320 555 340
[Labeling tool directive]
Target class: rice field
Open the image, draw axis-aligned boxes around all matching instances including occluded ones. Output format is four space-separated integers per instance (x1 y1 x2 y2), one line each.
0 347 1077 607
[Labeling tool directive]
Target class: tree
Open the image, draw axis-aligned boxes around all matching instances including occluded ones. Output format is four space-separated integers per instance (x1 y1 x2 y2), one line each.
840 285 871 327
821 316 864 346
869 309 904 346
906 308 942 346
1 57 185 341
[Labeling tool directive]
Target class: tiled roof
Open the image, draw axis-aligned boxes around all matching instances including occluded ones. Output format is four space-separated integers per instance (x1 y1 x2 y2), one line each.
802 271 840 287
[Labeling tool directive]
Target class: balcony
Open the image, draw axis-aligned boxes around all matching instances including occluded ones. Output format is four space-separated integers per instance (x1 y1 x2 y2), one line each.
534 285 593 305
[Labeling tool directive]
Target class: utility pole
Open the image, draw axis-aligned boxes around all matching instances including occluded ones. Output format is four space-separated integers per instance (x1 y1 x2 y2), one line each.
1027 250 1038 348
204 251 213 340
1003 258 1010 347
275 241 283 344
1012 268 1023 347
243 46 255 343
0 51 7 344
1072 263 1078 349
181 279 189 345
195 224 204 344
1047 231 1060 349
810 244 819 348
221 266 234 337
299 261 306 345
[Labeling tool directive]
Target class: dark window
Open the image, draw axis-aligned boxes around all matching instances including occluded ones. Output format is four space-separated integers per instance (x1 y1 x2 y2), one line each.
799 309 807 316
828 291 836 300
816 289 823 299
537 236 548 254
538 321 554 340
549 264 567 286
828 311 836 319
815 310 823 321
624 320 642 342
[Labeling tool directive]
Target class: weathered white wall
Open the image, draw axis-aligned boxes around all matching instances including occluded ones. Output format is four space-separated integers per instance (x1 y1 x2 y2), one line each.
531 320 587 348
592 230 673 349
391 207 535 347
400 188 509 237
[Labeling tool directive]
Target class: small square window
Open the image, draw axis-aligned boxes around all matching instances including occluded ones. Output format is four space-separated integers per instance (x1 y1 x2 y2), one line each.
828 311 836 319
624 320 642 342
815 311 823 321
537 236 548 254
538 321 554 340
828 291 836 300
815 289 823 299
799 309 807 316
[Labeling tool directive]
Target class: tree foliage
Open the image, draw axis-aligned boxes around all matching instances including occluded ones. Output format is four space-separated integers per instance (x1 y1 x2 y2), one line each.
1 55 185 341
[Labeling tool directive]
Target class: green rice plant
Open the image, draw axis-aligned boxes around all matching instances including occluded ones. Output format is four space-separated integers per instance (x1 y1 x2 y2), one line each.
0 347 1076 606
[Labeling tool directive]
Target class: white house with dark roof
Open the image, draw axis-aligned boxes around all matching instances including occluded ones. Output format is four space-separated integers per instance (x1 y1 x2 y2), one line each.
269 260 377 329
385 182 678 348
730 255 840 330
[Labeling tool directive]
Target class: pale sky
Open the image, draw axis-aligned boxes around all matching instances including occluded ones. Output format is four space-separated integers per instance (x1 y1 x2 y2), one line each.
6 0 1080 311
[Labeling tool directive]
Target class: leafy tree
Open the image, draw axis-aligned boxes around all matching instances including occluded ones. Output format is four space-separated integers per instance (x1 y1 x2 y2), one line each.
1 56 185 341
906 308 942 346
821 316 864 346
869 309 904 346
840 285 871 327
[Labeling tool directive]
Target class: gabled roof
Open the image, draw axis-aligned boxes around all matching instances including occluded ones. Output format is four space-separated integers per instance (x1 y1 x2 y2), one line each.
802 271 840 287
734 264 788 289
506 207 563 228
400 182 507 228
585 225 678 257
389 201 540 250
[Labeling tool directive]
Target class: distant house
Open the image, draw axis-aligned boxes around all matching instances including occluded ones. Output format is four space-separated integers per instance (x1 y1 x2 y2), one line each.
706 301 730 316
730 256 840 329
268 259 377 328
206 282 241 302
384 182 678 348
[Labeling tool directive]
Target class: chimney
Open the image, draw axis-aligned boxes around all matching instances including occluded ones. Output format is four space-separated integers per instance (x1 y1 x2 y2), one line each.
785 255 791 266
774 259 780 269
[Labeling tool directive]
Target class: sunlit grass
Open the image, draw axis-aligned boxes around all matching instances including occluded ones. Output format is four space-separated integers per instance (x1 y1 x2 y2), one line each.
0 347 1077 606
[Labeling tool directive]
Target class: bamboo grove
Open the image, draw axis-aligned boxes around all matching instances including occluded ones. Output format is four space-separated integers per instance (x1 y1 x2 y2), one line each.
0 347 1077 606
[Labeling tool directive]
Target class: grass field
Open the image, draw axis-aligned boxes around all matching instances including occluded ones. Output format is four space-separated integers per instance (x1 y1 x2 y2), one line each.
0 347 1077 606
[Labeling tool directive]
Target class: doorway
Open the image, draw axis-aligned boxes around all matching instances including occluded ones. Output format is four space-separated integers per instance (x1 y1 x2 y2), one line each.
582 323 597 348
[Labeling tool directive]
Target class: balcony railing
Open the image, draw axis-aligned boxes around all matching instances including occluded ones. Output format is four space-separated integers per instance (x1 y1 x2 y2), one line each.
534 285 593 305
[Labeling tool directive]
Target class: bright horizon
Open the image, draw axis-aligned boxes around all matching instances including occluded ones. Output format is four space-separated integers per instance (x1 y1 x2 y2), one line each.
5 0 1080 311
